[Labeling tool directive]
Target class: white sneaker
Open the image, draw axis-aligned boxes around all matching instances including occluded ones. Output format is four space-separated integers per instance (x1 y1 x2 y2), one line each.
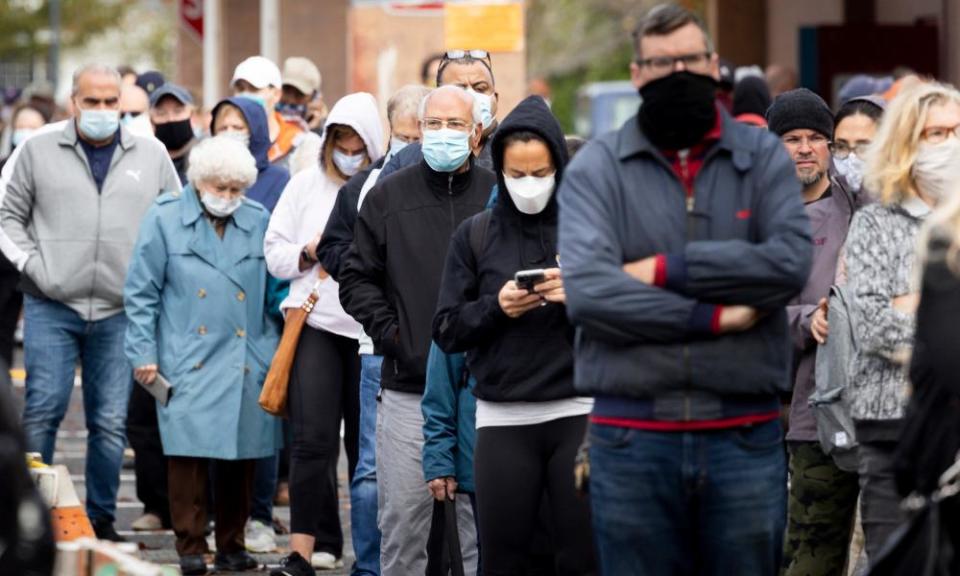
310 552 344 570
130 512 163 531
244 519 277 553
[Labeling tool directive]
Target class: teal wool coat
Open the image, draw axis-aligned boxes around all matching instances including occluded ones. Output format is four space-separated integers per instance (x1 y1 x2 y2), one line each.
123 186 281 459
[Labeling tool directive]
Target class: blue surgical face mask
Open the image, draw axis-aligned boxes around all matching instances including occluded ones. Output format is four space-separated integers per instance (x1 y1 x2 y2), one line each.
466 88 494 129
12 128 34 148
237 92 267 108
389 136 411 158
220 130 251 149
421 128 472 173
333 149 365 177
77 108 120 141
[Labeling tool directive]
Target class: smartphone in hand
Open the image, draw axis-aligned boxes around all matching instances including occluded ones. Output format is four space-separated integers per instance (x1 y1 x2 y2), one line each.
139 373 174 407
515 269 546 293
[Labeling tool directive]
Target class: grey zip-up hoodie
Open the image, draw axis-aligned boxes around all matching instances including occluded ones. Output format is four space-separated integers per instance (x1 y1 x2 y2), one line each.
1 121 181 321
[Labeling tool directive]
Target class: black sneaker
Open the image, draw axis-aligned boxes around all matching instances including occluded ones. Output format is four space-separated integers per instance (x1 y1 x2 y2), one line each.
215 550 258 572
91 519 126 542
180 554 208 576
270 552 316 576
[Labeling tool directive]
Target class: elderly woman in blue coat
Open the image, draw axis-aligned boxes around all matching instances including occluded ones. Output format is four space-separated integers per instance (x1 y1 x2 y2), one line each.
123 135 281 576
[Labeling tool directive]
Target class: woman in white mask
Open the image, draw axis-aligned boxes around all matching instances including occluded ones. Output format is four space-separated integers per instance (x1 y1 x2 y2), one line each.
433 95 597 574
264 92 384 574
124 135 282 575
844 80 960 560
830 95 884 193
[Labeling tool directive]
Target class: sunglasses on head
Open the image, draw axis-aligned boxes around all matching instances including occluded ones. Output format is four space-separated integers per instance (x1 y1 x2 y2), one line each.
442 49 492 65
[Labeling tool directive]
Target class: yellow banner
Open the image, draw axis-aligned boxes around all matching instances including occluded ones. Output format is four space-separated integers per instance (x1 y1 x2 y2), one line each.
444 2 525 53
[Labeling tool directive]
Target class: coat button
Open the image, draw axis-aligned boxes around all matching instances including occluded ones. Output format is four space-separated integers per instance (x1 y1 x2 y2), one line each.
237 291 246 302
244 366 251 375
198 289 207 298
198 325 207 335
193 362 203 370
236 329 246 338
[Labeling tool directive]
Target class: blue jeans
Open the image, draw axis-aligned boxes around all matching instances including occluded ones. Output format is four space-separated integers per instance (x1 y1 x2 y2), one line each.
589 419 786 576
351 354 382 575
251 452 278 524
21 295 132 523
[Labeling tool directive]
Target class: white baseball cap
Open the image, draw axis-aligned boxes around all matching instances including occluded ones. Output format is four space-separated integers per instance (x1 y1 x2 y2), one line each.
232 56 282 90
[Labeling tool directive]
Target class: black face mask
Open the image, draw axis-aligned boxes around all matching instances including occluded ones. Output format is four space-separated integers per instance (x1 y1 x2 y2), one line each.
638 71 718 150
154 118 195 151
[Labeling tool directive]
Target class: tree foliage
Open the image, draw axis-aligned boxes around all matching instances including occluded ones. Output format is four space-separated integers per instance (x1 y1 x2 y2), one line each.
0 0 132 60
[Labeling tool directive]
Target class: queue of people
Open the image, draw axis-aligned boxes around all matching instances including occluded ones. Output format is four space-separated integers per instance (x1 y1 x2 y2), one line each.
6 3 960 576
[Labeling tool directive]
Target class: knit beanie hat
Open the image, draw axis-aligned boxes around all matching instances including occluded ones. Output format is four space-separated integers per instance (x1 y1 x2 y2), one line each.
733 76 772 118
766 88 834 138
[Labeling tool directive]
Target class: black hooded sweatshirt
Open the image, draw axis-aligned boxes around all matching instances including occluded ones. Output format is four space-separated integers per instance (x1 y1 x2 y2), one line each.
339 157 496 394
432 96 575 402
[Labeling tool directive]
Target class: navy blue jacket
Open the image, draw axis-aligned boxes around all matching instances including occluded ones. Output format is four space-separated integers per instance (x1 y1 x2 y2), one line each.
211 97 290 213
558 109 812 420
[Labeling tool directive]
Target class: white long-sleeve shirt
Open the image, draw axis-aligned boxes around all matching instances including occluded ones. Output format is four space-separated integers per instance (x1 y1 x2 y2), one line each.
265 164 361 339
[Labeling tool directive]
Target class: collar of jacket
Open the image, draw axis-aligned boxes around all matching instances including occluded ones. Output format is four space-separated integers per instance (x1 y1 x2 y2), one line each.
618 107 755 172
60 119 137 152
179 183 257 231
419 156 477 197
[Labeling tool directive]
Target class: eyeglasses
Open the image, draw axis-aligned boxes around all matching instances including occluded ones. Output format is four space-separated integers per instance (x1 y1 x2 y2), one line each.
782 134 831 149
637 52 712 77
421 118 474 132
920 124 960 144
442 50 491 65
829 141 870 159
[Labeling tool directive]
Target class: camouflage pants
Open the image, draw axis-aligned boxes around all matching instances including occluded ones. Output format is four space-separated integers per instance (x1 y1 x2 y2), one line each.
781 442 859 576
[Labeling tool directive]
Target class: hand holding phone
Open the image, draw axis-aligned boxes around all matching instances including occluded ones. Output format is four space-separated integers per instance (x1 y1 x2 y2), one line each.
514 269 546 293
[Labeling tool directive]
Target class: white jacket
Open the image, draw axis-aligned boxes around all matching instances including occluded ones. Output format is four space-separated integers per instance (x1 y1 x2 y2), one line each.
264 92 384 338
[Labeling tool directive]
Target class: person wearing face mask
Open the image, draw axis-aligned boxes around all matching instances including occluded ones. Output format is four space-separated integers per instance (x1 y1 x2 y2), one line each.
766 89 876 576
378 50 500 180
124 135 281 575
1 104 46 167
432 95 597 574
149 83 199 185
119 83 154 138
1 63 182 543
557 5 813 573
843 80 960 561
210 97 290 213
314 83 429 576
265 92 383 576
281 57 327 176
338 86 495 576
232 56 305 169
831 95 885 194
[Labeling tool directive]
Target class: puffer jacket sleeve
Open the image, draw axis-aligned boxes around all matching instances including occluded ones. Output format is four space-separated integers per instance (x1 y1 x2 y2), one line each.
317 178 361 281
433 219 508 353
664 134 812 308
421 342 464 483
846 209 915 362
559 144 713 344
123 204 167 369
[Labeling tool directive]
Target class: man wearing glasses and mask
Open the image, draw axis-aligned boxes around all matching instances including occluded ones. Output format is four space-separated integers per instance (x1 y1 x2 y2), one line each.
379 49 499 180
557 5 812 573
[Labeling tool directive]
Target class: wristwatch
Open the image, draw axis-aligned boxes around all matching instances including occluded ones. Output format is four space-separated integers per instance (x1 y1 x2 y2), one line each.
301 245 317 264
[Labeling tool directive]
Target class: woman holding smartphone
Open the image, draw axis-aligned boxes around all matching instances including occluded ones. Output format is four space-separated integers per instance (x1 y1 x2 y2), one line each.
433 95 596 575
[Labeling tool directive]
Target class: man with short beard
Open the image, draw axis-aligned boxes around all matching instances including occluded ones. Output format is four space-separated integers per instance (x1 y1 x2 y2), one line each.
767 88 863 576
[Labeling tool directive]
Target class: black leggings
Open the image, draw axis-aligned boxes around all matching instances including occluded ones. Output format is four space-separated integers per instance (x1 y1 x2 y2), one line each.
474 415 597 576
288 326 360 556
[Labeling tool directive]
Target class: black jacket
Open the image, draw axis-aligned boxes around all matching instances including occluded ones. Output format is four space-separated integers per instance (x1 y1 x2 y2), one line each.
433 96 576 402
339 159 496 393
317 158 385 281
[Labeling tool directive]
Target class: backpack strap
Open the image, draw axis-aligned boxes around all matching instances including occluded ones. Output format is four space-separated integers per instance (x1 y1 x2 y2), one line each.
468 209 492 264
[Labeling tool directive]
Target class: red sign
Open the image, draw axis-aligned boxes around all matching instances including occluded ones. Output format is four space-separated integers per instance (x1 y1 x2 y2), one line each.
181 0 203 41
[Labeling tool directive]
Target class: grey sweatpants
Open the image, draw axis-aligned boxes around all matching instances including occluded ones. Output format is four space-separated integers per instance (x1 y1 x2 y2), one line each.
377 389 477 576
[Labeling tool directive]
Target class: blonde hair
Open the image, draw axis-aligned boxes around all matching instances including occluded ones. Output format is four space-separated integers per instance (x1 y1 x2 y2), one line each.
863 79 960 205
321 124 368 182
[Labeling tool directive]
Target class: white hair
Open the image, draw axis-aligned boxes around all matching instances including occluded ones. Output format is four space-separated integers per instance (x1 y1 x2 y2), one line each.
417 85 482 125
71 64 122 96
187 135 258 190
388 84 431 126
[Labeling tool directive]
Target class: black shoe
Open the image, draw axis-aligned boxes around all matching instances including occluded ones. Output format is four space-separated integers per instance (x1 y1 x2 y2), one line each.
270 552 316 576
92 519 126 542
180 554 208 576
215 550 258 572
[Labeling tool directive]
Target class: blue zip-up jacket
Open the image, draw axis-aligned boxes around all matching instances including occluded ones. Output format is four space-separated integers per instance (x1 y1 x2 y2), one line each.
558 108 812 421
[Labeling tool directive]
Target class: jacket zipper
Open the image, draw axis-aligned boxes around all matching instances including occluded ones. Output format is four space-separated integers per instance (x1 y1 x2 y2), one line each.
447 174 455 229
678 149 694 420
679 150 694 213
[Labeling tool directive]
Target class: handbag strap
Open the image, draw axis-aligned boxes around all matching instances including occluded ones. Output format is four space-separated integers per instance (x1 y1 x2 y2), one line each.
300 280 322 313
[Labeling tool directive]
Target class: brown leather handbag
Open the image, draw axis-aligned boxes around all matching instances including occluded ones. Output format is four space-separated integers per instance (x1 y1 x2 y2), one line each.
259 270 326 416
